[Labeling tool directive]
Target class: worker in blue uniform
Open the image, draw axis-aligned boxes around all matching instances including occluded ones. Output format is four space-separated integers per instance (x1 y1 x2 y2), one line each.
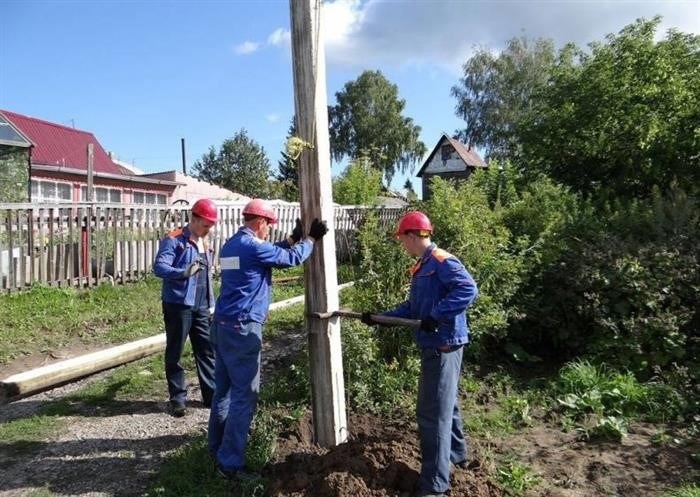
362 211 478 497
208 198 328 480
153 198 219 418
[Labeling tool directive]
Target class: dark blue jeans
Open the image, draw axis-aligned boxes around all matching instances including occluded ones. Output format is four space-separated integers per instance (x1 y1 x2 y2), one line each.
416 345 467 493
208 319 262 471
162 302 216 406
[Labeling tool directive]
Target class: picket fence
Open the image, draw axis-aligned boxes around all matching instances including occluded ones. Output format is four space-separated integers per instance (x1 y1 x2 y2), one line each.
0 202 404 292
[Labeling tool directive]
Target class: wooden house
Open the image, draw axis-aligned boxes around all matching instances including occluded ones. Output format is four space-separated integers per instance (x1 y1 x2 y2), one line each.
415 133 487 200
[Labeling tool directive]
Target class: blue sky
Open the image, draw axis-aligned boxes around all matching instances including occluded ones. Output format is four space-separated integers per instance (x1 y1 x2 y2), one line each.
1 0 698 197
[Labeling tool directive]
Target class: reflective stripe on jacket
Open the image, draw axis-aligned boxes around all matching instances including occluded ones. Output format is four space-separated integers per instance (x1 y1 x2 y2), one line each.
215 226 313 324
384 243 478 349
153 225 215 309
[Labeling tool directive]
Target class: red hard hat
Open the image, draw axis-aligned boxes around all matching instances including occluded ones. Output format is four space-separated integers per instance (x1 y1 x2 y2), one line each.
243 198 278 224
191 198 218 223
394 211 433 237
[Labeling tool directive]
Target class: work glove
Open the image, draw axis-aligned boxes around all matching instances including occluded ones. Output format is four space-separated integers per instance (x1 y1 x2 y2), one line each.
361 312 377 326
420 315 439 333
308 218 328 241
290 218 303 243
182 259 202 278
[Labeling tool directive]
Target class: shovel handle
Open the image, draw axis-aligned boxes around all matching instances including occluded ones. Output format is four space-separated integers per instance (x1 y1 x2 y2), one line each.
308 309 421 328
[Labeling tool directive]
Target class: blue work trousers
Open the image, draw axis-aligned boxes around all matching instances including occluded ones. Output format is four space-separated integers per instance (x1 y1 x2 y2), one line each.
416 345 468 493
207 320 262 471
162 302 216 406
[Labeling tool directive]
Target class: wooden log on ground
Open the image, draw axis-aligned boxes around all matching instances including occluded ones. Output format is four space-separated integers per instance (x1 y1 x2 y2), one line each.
0 283 354 403
0 334 166 403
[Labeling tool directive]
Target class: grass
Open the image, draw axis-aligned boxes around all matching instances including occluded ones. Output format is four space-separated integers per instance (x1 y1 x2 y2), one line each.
665 485 700 497
553 360 684 437
461 370 539 437
496 460 540 495
0 264 357 365
0 278 163 364
0 414 64 444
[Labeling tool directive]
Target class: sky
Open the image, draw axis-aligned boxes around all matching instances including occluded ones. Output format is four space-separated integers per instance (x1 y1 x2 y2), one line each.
1 0 698 197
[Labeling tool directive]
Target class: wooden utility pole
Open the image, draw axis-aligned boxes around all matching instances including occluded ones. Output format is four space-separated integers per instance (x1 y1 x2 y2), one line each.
290 0 348 447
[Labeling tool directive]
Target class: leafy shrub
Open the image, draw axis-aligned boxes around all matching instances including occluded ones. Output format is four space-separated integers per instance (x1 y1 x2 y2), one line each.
424 177 524 343
554 360 684 422
496 460 540 495
513 186 699 379
346 212 415 361
341 319 419 413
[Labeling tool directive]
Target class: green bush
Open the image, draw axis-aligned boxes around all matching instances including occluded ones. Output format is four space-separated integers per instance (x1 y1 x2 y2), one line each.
554 361 684 422
424 177 524 343
341 318 420 413
512 185 698 380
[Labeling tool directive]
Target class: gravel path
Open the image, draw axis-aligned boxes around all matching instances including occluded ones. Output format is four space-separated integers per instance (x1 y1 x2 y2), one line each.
0 329 307 497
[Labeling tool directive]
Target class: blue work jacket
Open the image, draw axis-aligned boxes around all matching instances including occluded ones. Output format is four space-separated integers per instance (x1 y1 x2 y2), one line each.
383 243 478 349
215 227 314 324
153 225 215 309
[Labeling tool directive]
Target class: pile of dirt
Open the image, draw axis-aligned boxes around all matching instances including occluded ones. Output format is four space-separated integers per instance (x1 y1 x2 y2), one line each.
265 413 501 497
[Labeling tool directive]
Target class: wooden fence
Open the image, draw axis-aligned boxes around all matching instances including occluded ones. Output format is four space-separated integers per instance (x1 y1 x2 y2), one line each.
0 202 403 292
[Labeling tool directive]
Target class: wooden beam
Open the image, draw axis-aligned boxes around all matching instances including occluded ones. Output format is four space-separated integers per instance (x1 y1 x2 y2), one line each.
290 0 348 447
0 287 352 403
0 334 166 402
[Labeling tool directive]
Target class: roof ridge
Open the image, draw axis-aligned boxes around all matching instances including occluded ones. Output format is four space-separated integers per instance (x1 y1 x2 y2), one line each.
0 109 94 136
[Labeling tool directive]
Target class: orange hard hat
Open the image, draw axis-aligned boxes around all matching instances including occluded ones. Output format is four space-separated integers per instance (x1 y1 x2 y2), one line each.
243 198 278 224
394 211 433 237
191 198 218 223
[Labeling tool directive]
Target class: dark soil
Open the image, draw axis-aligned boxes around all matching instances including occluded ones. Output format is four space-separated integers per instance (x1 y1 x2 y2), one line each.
263 413 699 497
265 413 500 497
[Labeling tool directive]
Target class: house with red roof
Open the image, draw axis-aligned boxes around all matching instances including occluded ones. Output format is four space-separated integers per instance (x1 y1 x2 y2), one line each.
415 133 487 200
0 109 181 203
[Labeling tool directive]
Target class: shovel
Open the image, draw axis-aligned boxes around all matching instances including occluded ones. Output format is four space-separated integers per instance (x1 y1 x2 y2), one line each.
308 309 421 328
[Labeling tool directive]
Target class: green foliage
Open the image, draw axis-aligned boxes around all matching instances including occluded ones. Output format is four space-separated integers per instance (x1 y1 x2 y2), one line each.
469 160 521 209
496 460 540 495
554 361 684 423
577 415 629 442
145 438 265 497
0 146 29 202
276 117 300 201
520 17 700 197
0 414 63 444
246 410 282 471
423 177 523 342
510 184 698 388
665 485 700 497
341 319 420 414
191 128 271 198
329 70 427 184
452 36 556 160
332 156 383 206
0 277 164 364
346 212 415 360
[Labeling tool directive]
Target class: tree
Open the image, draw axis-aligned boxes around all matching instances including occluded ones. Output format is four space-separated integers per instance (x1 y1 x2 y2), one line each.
329 70 427 184
520 17 700 197
0 147 29 202
403 179 418 201
451 37 557 160
191 129 271 198
333 156 383 205
276 117 300 201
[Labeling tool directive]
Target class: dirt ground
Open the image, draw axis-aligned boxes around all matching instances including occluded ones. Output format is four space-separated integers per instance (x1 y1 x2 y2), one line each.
263 412 698 497
1 342 698 496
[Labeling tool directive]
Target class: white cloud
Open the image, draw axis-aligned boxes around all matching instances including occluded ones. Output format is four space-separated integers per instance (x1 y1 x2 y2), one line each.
234 41 260 55
318 0 700 71
268 28 291 46
265 113 280 123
